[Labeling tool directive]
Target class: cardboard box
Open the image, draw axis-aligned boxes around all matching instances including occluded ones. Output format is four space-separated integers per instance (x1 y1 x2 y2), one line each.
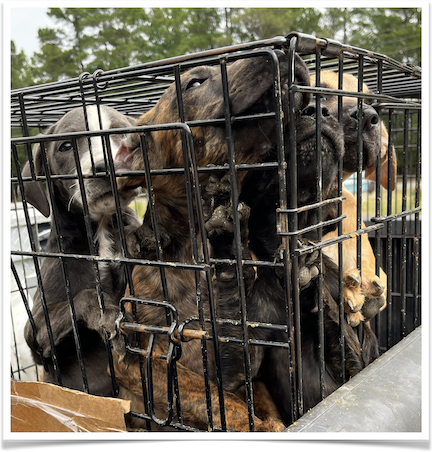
11 381 131 432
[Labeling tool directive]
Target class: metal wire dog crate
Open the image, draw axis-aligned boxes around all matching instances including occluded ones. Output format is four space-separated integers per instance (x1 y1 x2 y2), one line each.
10 32 421 432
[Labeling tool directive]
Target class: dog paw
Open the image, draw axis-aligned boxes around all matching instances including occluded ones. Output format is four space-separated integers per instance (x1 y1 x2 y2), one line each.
205 202 250 238
99 307 128 362
126 223 171 258
366 278 385 298
343 269 366 327
275 244 320 289
298 247 320 288
342 269 387 323
206 172 231 199
205 204 233 237
205 202 253 284
360 269 387 312
255 418 286 432
346 311 365 327
361 294 386 322
202 172 231 221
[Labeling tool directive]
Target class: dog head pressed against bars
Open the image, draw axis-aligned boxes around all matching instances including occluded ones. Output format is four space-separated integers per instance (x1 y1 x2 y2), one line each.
21 105 139 220
20 105 141 397
310 71 397 191
117 51 312 190
116 51 344 250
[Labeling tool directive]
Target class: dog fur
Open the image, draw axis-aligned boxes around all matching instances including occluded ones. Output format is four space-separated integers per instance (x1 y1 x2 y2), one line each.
238 73 376 425
22 105 140 396
113 50 322 432
311 71 396 331
112 49 379 430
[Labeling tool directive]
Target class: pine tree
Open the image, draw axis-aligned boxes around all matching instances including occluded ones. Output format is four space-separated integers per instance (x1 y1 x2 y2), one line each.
322 8 421 64
11 41 34 89
229 8 324 42
11 7 421 86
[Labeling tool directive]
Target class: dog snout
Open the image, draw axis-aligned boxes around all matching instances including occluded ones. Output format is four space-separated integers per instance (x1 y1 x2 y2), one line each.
348 106 379 130
94 160 107 173
301 103 330 120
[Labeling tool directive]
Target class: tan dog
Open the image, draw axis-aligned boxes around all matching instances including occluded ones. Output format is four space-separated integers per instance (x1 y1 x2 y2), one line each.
311 71 397 328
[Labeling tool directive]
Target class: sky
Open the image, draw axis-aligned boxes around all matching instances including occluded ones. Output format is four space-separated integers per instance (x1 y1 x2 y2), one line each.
10 7 56 55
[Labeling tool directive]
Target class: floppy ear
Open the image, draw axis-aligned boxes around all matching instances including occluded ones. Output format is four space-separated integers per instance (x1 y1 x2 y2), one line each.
365 122 397 191
20 140 51 217
380 144 397 191
294 54 311 110
126 115 137 127
117 112 143 162
115 114 149 189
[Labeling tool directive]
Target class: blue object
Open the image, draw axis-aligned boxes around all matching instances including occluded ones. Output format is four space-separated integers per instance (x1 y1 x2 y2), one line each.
344 173 375 194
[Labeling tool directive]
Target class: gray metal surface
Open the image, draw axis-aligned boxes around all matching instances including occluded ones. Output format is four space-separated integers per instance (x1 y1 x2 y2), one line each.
286 326 422 432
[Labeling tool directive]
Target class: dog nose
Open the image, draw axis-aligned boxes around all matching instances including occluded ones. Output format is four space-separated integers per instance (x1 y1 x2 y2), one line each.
348 106 379 130
301 103 330 119
94 161 107 173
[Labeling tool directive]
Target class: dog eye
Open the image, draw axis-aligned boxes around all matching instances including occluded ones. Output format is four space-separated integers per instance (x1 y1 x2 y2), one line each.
59 141 74 152
186 78 206 90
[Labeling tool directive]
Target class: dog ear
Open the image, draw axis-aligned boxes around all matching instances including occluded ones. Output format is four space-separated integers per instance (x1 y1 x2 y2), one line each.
126 115 137 127
115 120 149 189
294 54 311 110
364 123 397 191
20 138 51 217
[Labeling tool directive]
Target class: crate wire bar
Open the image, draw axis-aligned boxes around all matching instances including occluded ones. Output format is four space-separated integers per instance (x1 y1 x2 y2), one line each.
10 32 421 432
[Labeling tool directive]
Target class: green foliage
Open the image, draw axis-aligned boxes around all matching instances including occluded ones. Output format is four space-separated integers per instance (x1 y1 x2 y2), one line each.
322 8 421 64
11 41 34 89
11 7 421 88
230 8 324 41
137 8 224 61
351 8 421 65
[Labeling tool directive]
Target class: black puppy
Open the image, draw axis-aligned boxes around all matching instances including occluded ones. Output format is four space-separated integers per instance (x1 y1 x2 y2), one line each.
238 60 375 425
22 105 140 396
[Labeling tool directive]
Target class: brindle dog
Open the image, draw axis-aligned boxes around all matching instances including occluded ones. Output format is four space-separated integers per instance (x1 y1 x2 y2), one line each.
114 50 320 431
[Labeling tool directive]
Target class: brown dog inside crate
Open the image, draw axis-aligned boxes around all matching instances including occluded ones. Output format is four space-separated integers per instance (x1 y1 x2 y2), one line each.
113 49 366 431
115 50 312 432
310 72 396 335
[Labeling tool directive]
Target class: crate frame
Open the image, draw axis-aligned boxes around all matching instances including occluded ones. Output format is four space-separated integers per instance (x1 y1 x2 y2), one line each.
10 32 421 432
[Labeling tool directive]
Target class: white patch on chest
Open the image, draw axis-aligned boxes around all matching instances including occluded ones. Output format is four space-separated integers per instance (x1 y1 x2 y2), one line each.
93 214 115 281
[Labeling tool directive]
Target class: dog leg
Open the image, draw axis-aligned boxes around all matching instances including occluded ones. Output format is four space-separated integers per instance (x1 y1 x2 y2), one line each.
360 321 380 365
202 176 285 424
203 171 255 287
27 290 127 362
236 380 283 422
357 230 387 318
204 188 263 387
